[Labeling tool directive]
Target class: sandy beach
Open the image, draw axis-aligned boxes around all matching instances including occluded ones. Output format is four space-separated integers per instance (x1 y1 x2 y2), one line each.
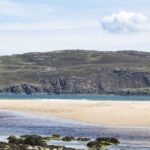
0 100 150 127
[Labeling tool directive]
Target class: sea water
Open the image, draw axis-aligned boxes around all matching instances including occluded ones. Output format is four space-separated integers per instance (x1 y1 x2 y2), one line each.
0 94 150 101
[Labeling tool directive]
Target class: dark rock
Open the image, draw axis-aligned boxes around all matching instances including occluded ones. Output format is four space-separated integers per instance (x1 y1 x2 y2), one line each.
1 70 150 96
62 136 75 141
87 141 101 148
76 138 91 141
96 137 120 145
7 136 23 145
23 135 45 146
0 134 120 150
7 136 17 144
52 134 60 138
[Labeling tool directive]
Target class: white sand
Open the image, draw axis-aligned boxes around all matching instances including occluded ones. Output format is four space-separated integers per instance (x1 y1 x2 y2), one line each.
0 100 150 127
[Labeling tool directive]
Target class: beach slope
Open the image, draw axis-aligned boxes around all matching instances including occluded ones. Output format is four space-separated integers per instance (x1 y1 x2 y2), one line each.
0 100 149 127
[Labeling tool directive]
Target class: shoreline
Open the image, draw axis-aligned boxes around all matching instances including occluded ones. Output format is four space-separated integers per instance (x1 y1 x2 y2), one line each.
0 100 150 127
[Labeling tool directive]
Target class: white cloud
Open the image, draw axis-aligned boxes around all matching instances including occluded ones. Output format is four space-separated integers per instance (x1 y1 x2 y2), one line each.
0 0 25 16
100 11 150 33
0 1 55 17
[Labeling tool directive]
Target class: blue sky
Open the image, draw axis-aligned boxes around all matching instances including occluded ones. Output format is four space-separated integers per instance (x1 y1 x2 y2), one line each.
0 0 150 55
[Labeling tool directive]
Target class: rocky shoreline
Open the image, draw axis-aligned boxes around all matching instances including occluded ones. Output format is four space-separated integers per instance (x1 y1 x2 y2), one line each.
0 135 120 150
1 83 150 96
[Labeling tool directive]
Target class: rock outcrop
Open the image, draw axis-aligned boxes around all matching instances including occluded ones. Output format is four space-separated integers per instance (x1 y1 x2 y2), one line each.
0 134 119 150
0 50 150 95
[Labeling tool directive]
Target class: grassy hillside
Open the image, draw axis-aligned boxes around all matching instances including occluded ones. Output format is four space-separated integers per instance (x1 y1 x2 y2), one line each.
0 50 150 95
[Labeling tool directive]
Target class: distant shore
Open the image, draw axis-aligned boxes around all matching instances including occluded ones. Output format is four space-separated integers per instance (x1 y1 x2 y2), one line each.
0 100 150 127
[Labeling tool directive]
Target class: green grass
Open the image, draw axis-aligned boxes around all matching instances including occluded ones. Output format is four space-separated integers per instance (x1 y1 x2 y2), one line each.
0 50 150 89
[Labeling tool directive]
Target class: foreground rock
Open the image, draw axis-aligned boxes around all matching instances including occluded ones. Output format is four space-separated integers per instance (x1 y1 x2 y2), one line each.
76 138 91 141
87 137 120 149
0 135 120 150
62 136 75 141
96 137 120 145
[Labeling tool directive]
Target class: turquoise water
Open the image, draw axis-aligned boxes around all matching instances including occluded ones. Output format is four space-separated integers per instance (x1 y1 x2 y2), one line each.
0 94 150 101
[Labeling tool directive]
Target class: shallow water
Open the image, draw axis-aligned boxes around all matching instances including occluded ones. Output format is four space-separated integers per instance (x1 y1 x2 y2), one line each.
0 94 150 101
0 110 150 149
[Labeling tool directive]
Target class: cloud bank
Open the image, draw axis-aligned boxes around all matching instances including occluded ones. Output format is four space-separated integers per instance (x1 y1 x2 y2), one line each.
0 0 24 16
101 11 150 33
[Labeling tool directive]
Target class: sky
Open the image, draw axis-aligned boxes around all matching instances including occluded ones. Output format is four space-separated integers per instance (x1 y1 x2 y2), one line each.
0 0 150 55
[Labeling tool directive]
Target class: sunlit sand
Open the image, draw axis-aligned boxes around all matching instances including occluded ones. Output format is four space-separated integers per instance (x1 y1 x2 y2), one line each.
0 100 150 127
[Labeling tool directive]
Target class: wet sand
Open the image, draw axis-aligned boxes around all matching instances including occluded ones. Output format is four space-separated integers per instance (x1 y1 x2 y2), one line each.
0 100 150 127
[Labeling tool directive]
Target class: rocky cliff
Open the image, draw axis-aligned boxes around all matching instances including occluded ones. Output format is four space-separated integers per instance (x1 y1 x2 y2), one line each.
0 50 150 95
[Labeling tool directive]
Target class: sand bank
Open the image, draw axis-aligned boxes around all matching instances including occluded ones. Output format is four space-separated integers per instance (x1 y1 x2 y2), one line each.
0 100 150 127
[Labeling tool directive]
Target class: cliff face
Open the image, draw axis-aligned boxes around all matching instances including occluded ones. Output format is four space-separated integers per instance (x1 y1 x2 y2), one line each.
0 50 150 95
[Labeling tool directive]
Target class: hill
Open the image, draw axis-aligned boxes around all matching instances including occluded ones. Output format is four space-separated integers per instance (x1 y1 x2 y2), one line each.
0 50 150 95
